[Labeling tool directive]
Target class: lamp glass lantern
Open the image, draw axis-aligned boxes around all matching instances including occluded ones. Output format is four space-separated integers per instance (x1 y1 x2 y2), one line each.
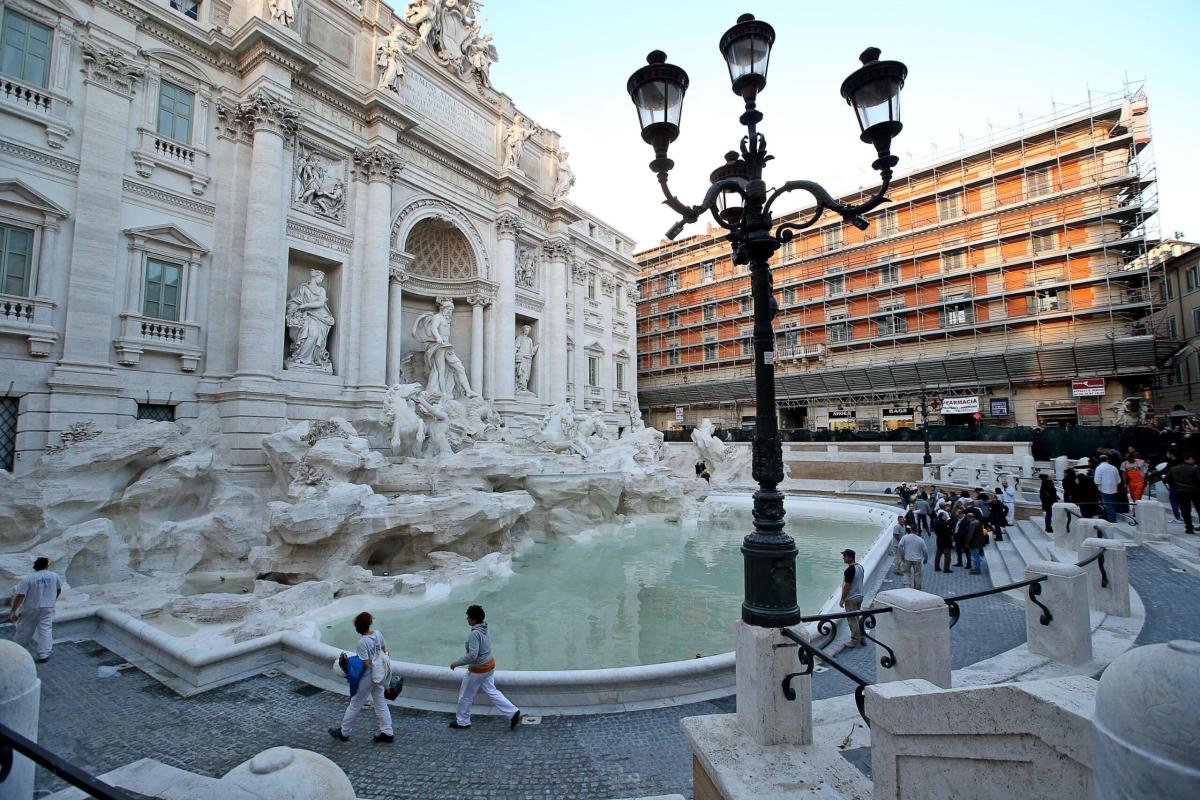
626 51 690 166
718 14 776 99
709 151 748 226
839 47 907 163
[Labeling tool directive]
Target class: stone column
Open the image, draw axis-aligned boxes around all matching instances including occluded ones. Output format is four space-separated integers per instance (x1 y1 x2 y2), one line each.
1023 561 1092 666
384 263 408 386
543 238 571 404
1078 537 1131 617
1134 498 1168 542
493 213 520 400
482 303 495 400
571 261 587 410
233 90 299 378
1093 640 1200 800
468 294 489 391
354 147 404 390
872 588 952 689
0 641 40 800
736 621 811 746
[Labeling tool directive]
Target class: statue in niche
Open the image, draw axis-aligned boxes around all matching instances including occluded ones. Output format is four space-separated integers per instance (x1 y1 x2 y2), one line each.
690 417 727 473
515 248 537 289
383 382 426 457
268 0 295 27
460 22 497 88
294 149 346 219
285 270 335 373
514 324 538 394
552 148 576 201
377 25 414 93
502 114 536 171
412 298 475 399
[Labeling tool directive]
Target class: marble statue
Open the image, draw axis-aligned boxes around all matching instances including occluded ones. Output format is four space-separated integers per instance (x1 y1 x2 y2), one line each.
552 148 576 201
588 410 613 441
414 391 452 456
382 383 426 458
515 247 537 289
537 401 592 458
1110 398 1146 427
444 0 480 23
285 270 335 373
295 149 345 219
404 0 459 66
412 299 474 399
376 26 412 92
269 0 295 26
690 418 727 472
460 23 497 87
514 324 538 394
502 114 535 171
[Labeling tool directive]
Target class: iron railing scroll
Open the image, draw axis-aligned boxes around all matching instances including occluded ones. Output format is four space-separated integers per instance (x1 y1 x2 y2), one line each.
0 721 136 800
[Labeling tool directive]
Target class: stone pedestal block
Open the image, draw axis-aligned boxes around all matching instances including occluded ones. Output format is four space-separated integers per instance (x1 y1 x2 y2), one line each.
1079 537 1131 617
1054 455 1070 480
1068 515 1117 553
1052 503 1080 548
0 641 40 800
735 621 811 746
1093 640 1200 800
1024 561 1092 667
1134 499 1168 542
874 589 951 689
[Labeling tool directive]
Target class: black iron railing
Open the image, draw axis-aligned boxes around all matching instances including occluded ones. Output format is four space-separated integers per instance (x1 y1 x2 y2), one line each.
800 606 896 670
0 722 134 800
778 627 872 726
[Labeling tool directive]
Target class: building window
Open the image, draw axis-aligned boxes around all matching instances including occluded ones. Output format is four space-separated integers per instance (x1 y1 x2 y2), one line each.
937 190 963 221
0 222 33 297
587 355 599 385
825 275 844 296
156 81 195 144
827 322 851 343
136 403 176 422
1187 266 1199 293
879 263 900 285
0 396 16 472
1032 230 1058 254
701 263 714 282
876 314 908 335
142 258 183 321
1161 278 1175 302
741 338 752 356
1 11 51 88
615 361 625 390
1168 316 1179 339
704 343 717 361
614 288 624 310
941 249 967 272
665 311 679 328
781 286 796 305
941 302 973 327
170 0 201 20
877 209 898 236
703 303 716 321
663 273 679 292
1025 167 1053 198
1031 290 1067 313
739 296 750 313
781 329 800 348
587 273 597 300
822 226 843 251
668 349 680 366
1192 307 1200 336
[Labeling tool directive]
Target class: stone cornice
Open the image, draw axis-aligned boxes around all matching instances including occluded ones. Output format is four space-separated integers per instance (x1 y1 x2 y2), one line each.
80 39 146 97
495 212 522 239
353 146 405 183
232 89 301 138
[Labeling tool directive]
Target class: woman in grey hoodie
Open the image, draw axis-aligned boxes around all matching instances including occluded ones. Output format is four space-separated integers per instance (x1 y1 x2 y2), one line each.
448 604 521 730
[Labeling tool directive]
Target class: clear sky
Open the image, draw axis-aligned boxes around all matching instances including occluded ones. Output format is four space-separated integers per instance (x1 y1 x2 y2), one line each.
429 1 1200 251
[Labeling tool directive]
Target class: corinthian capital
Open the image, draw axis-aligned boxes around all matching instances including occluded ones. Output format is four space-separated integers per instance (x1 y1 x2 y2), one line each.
79 40 145 97
354 147 405 183
542 237 573 262
495 213 522 239
235 89 300 138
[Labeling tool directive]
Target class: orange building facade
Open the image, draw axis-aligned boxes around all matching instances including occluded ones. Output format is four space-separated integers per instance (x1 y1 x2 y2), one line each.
634 87 1172 432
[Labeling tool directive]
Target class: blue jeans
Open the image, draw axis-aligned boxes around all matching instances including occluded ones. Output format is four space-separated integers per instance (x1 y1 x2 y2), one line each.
1100 492 1118 522
970 547 983 572
1168 485 1182 520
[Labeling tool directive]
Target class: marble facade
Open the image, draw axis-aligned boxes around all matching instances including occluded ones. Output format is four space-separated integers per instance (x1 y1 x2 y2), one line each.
0 0 639 472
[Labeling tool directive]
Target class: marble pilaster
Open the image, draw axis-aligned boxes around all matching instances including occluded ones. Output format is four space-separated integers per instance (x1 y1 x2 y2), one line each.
493 213 520 400
468 294 489 392
354 147 404 391
385 259 410 386
571 261 587 410
543 238 571 405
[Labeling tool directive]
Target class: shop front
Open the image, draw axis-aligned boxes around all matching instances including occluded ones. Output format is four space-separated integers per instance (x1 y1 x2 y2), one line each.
939 396 981 427
828 410 857 432
882 406 916 431
1036 399 1080 427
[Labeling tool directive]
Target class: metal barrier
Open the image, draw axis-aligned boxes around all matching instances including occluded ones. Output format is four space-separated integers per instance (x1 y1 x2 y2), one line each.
778 627 872 727
0 721 134 800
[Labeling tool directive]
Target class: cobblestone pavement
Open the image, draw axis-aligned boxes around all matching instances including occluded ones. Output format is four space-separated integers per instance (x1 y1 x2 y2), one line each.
20 538 1032 800
1127 546 1200 646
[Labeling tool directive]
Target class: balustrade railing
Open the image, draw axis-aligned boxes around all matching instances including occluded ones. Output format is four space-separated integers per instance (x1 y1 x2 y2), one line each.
0 722 134 799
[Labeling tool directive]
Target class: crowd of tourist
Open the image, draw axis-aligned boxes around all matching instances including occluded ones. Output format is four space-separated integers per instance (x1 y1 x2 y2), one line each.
1060 442 1199 533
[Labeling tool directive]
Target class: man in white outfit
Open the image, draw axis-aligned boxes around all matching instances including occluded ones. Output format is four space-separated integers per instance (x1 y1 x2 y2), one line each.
329 611 394 744
449 605 521 731
10 557 61 663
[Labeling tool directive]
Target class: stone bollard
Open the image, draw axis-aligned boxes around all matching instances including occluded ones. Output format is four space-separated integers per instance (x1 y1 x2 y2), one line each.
220 747 355 798
1134 498 1168 542
735 621 811 746
1093 640 1200 800
1067 515 1118 552
1054 455 1069 480
1052 503 1080 548
0 640 40 800
1024 561 1092 666
872 589 951 689
1078 538 1131 617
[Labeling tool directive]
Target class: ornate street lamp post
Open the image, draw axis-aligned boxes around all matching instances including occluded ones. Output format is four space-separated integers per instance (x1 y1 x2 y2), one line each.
627 15 908 628
920 390 932 466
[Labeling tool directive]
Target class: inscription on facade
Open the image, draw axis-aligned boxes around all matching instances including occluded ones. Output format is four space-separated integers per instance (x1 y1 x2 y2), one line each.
294 91 365 137
400 71 492 151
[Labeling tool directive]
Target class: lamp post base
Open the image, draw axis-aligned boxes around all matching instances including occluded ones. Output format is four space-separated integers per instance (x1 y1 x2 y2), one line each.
735 620 812 746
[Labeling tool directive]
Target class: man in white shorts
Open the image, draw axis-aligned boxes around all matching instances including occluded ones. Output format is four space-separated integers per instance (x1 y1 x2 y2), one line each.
10 557 61 663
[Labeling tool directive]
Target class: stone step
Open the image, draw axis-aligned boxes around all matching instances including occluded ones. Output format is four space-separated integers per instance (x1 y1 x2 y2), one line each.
1015 518 1055 561
1007 523 1051 569
985 539 1017 586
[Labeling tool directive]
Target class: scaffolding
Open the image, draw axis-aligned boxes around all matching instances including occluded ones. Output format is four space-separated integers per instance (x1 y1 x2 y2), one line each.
634 83 1166 424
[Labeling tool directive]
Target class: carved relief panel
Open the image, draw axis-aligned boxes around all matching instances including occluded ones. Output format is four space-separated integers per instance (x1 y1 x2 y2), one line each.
292 141 348 224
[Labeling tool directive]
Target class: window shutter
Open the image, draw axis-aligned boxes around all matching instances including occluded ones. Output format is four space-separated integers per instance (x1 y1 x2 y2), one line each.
1026 295 1036 315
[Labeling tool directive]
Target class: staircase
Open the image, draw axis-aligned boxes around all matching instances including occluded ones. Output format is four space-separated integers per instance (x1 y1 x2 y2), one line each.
984 516 1058 592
